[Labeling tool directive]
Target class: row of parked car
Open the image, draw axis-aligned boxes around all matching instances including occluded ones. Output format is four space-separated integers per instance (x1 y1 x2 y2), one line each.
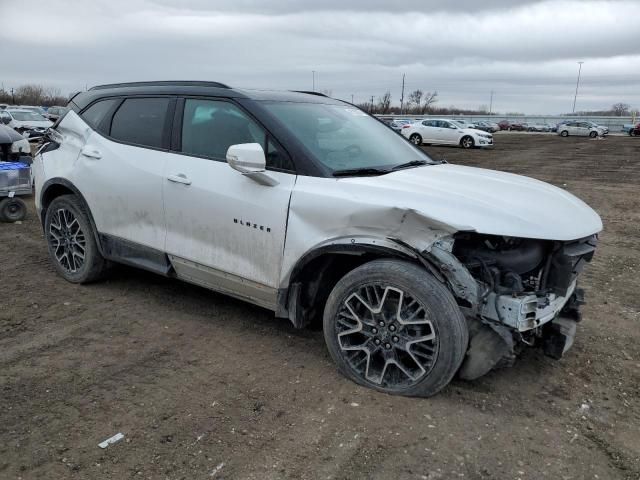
0 104 67 141
383 117 618 147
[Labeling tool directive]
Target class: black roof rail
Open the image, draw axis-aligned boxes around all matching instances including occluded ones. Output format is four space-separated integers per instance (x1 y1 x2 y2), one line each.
291 90 328 97
89 80 231 91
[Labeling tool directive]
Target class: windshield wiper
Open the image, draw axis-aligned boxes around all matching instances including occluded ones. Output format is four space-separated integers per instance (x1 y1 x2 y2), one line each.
332 167 391 177
391 160 430 170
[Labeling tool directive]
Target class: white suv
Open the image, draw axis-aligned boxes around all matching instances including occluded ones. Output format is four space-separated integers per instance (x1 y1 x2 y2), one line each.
401 118 493 148
33 81 602 397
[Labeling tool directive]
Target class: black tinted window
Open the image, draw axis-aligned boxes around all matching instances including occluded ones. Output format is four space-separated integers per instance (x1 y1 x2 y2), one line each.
81 99 118 132
181 99 293 171
110 98 170 149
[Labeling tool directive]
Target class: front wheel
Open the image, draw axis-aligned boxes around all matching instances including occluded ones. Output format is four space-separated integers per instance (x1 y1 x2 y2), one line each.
323 259 468 397
460 136 475 149
560 130 569 137
44 194 109 283
589 131 598 138
409 133 422 146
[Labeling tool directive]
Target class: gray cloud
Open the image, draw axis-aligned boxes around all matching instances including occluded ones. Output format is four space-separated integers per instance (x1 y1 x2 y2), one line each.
0 0 638 114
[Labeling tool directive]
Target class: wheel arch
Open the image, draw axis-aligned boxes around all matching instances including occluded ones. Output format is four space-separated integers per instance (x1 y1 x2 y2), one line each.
277 235 475 330
40 178 105 256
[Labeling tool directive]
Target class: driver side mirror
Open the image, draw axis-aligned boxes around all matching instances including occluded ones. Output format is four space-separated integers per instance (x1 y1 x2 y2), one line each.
226 143 278 187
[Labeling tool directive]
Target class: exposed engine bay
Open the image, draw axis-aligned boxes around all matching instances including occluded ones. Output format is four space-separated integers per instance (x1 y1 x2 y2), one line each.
434 232 597 380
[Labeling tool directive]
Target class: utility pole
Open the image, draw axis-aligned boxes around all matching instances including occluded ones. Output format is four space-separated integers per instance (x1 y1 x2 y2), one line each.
489 90 494 115
10 88 14 104
370 95 374 113
312 70 316 92
351 94 354 104
400 73 406 115
572 61 584 114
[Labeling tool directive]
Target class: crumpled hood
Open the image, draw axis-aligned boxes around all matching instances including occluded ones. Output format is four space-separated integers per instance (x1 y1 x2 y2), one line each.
342 164 602 241
14 120 52 128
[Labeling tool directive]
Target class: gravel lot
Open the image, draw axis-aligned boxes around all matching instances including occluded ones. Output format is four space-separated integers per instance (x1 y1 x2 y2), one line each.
1 134 639 479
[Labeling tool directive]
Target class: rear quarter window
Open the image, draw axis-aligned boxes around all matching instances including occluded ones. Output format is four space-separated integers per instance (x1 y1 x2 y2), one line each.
80 99 119 133
110 98 171 149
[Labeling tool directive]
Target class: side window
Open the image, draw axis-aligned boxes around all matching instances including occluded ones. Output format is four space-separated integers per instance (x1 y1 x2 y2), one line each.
181 99 294 171
110 98 171 149
80 99 119 133
422 120 433 127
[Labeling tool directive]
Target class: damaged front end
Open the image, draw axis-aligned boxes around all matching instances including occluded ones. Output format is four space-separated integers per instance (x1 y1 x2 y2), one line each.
424 233 597 380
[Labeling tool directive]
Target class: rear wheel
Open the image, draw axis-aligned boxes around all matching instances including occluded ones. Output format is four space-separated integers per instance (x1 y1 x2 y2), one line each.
0 197 27 222
460 136 474 149
44 195 109 283
323 259 468 397
560 130 569 137
589 131 597 138
409 133 422 146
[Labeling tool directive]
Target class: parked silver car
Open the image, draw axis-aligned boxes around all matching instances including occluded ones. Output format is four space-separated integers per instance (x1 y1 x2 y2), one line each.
557 121 605 138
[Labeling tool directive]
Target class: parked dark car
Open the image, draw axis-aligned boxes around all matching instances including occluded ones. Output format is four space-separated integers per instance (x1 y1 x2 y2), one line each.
45 106 68 123
630 123 640 136
473 121 498 133
498 120 510 130
508 122 526 131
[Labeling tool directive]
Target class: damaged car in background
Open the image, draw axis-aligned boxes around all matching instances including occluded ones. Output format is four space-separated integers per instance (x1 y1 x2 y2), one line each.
33 81 602 397
0 123 31 162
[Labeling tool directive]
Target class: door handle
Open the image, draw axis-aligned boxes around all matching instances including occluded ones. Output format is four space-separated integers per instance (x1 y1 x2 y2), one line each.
167 173 192 185
80 146 102 159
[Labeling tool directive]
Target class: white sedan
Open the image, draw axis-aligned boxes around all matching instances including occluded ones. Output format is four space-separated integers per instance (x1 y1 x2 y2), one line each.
401 118 493 149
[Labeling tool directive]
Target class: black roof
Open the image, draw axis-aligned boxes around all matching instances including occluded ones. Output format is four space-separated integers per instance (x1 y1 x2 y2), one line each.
70 80 343 111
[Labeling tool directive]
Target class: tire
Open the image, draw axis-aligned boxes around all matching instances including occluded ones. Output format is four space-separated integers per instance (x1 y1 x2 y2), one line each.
460 136 474 149
560 130 569 137
0 197 27 222
44 194 109 283
589 131 597 138
409 133 422 146
323 259 468 397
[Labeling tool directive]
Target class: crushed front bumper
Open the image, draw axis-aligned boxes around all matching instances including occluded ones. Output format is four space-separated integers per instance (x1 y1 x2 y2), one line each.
480 279 576 332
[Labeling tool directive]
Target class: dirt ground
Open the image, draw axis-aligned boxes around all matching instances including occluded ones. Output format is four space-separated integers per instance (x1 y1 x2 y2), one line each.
1 134 639 480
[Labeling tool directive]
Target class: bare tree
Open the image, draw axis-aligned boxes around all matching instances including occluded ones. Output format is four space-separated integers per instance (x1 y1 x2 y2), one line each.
377 91 392 114
407 89 423 113
14 84 46 105
611 102 630 116
420 91 438 114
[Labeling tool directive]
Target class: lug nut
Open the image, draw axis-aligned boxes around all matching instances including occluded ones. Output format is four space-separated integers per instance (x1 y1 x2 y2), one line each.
392 336 399 342
371 328 378 334
378 321 385 327
384 343 392 349
374 338 381 345
389 325 396 332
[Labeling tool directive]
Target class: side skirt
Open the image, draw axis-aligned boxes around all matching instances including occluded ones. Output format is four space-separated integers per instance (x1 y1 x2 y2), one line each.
169 255 278 311
99 233 172 276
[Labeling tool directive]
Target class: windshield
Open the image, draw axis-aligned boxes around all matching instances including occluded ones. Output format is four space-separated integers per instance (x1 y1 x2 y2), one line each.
261 102 436 173
11 111 47 122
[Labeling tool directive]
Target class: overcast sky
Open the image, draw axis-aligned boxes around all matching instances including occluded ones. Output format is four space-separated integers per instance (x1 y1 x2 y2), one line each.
1 0 639 114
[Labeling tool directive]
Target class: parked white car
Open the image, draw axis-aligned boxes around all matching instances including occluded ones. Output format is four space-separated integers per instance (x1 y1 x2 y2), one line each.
402 118 493 148
33 81 601 397
0 108 53 140
557 121 605 138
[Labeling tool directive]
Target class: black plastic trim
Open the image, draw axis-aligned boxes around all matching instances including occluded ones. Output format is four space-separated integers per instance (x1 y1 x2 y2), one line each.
99 233 173 276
